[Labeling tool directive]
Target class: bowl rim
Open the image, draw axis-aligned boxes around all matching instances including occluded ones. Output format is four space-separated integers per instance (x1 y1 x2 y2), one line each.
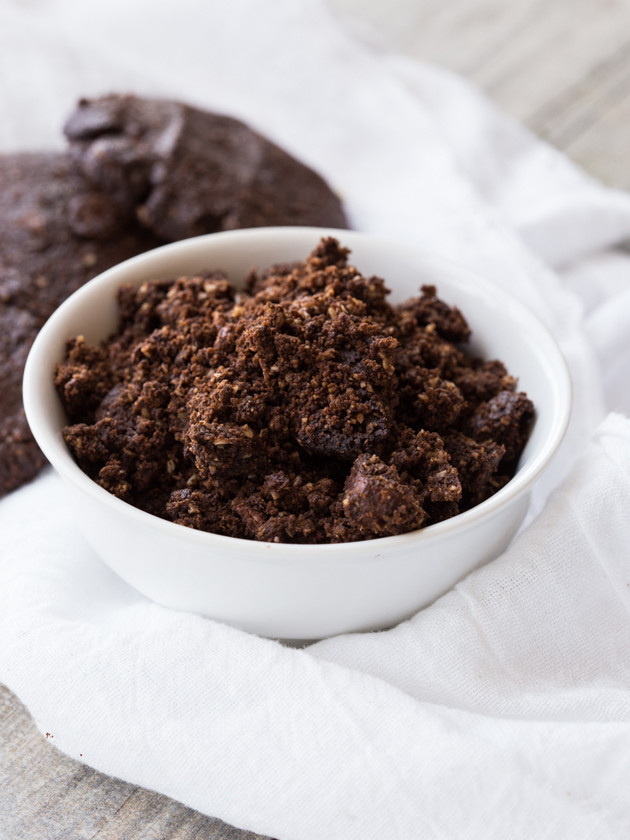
23 226 572 562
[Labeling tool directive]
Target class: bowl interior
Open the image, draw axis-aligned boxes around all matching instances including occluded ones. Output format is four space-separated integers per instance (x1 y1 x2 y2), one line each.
24 227 571 551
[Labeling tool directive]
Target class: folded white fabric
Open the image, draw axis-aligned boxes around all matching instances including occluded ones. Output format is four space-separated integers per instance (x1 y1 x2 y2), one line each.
1 1 630 838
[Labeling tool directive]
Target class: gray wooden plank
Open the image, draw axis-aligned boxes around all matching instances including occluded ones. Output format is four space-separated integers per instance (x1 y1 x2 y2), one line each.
533 36 630 144
332 0 630 189
0 686 272 840
565 91 630 192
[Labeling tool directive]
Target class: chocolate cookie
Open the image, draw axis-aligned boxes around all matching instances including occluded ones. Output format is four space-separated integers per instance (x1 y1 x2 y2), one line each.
64 94 348 241
0 153 162 496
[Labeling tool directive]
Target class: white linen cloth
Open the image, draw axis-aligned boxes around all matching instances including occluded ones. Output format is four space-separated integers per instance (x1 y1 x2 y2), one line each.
1 1 630 837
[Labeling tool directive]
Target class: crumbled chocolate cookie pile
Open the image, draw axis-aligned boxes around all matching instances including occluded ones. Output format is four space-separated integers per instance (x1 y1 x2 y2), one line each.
56 238 534 543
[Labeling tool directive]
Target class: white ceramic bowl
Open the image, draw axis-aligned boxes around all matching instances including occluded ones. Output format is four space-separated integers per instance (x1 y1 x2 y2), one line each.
23 227 571 640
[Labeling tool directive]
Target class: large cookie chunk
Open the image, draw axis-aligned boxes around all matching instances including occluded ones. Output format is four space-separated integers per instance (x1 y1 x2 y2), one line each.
64 94 348 241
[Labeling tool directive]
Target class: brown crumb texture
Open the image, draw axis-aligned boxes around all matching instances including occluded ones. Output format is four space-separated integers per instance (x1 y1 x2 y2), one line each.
466 390 535 463
443 431 507 508
56 238 534 543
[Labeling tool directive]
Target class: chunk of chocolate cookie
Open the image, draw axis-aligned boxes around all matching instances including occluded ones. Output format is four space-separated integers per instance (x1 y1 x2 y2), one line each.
466 390 534 463
64 94 348 241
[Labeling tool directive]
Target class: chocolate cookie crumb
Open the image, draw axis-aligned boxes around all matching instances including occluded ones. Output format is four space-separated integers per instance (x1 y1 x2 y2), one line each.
56 238 534 543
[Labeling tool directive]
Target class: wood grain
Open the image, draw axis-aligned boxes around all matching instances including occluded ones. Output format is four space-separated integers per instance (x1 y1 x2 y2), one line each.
335 0 630 190
3 0 629 837
0 687 272 839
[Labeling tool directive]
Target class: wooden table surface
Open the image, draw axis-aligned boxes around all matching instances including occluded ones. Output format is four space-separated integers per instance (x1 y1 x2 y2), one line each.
2 0 629 837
